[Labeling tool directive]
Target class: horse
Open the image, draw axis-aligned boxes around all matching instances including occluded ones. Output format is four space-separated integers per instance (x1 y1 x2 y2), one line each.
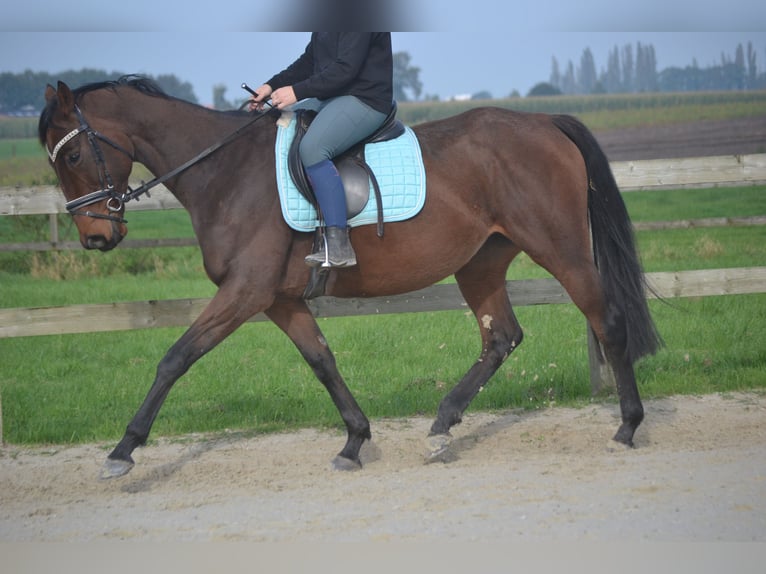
39 76 661 479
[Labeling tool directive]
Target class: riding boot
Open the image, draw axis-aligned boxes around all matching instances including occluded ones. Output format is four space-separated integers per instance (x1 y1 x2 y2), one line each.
305 226 357 268
303 159 356 268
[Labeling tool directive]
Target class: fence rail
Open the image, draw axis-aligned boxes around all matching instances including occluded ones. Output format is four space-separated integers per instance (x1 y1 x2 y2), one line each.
2 267 764 339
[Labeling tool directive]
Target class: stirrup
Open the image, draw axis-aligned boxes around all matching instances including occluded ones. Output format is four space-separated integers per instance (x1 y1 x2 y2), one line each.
305 233 330 268
305 227 357 268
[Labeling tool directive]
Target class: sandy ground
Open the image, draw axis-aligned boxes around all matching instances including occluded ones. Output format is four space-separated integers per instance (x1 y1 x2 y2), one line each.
1 392 764 542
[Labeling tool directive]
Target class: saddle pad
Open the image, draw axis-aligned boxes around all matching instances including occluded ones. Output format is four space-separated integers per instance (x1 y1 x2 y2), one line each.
274 112 427 232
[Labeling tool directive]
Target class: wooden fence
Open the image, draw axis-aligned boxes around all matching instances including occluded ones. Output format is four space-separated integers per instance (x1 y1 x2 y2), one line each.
1 153 765 396
1 268 764 340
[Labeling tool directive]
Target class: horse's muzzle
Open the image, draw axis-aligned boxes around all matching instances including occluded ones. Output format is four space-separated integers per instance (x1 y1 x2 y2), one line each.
84 234 120 251
83 221 125 251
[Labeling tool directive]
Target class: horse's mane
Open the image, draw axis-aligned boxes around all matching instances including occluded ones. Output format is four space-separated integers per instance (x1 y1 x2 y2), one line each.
38 75 168 145
75 75 168 99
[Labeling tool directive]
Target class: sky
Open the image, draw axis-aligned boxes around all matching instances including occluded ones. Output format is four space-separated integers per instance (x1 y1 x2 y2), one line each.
1 1 765 105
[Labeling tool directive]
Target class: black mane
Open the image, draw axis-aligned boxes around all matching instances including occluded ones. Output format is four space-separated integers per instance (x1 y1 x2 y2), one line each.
76 75 168 99
38 75 168 145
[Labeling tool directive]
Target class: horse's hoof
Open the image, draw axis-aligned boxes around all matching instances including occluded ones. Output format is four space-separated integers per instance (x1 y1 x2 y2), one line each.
331 455 362 471
424 433 453 462
606 437 635 452
99 457 135 480
612 425 637 449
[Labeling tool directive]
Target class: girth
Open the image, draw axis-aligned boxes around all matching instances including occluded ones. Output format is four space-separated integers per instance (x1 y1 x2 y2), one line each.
287 102 405 237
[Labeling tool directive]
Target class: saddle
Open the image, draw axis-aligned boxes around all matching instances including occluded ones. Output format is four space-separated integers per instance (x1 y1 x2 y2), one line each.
287 102 405 237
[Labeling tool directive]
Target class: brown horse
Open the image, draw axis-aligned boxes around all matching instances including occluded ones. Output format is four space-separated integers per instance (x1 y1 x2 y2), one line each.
39 76 660 479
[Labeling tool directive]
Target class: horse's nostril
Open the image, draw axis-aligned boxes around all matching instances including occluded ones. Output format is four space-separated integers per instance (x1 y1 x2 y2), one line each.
86 235 108 250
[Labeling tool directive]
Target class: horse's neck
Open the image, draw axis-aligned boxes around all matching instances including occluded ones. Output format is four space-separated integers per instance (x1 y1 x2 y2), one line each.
128 100 233 205
129 99 216 180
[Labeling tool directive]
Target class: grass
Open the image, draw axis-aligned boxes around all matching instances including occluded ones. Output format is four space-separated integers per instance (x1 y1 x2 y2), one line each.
624 186 766 221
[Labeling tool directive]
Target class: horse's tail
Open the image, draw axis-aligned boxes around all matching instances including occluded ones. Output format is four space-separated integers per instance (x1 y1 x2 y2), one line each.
551 114 662 363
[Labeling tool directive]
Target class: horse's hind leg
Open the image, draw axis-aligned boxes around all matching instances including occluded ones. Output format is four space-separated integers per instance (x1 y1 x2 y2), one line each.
428 236 522 455
542 256 644 447
595 301 644 446
265 296 371 470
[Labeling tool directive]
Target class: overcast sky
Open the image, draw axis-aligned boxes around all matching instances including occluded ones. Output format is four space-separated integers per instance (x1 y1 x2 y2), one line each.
2 1 764 105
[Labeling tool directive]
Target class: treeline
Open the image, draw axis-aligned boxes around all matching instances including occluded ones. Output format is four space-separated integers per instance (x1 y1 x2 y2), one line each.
1 51 423 113
546 42 765 96
0 69 197 114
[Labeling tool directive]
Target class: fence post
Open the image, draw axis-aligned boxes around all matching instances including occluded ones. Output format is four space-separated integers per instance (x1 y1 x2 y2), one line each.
48 214 59 248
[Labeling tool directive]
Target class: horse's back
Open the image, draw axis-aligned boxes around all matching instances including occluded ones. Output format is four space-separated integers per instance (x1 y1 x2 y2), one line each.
414 107 584 176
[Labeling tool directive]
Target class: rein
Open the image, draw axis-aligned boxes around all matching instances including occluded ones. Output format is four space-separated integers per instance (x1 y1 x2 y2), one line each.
53 105 272 223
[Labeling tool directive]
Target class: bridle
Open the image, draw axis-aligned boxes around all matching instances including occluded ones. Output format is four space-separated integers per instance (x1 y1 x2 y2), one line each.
48 103 272 224
48 105 136 223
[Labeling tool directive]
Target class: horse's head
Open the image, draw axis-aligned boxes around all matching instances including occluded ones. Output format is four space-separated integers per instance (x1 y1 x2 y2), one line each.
40 81 135 251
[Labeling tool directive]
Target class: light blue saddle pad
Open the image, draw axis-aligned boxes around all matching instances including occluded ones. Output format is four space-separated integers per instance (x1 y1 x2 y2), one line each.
274 112 427 232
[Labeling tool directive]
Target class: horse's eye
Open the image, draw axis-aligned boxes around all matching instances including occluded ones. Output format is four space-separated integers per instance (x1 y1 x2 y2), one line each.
67 151 81 166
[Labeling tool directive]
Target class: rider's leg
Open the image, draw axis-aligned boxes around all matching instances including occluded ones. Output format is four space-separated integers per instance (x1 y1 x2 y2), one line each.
300 96 387 268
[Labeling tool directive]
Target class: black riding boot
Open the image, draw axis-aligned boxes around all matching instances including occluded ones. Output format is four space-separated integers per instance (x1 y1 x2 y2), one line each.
305 226 357 268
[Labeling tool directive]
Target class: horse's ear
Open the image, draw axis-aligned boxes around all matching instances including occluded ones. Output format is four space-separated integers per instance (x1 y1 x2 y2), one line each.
56 81 75 113
44 84 57 104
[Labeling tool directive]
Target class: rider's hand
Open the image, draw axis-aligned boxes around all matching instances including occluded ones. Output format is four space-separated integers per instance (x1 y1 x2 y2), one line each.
270 86 297 110
248 84 273 111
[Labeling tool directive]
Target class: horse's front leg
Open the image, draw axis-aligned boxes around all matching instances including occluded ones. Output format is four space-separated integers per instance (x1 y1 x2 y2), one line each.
266 296 371 470
101 285 259 479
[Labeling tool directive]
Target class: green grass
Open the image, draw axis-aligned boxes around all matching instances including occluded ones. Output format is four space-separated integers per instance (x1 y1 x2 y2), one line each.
624 186 766 221
0 138 45 160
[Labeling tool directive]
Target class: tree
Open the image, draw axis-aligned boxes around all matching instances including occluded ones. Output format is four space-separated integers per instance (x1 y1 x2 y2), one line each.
635 43 658 92
561 61 576 95
213 84 235 110
527 82 562 97
746 42 758 89
578 47 597 94
548 40 764 95
549 56 561 90
393 51 422 102
153 74 197 103
0 69 199 113
621 44 634 92
734 43 746 89
603 46 622 93
471 90 493 100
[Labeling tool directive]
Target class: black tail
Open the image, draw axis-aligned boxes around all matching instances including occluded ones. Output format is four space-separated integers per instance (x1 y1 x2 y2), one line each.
551 114 662 363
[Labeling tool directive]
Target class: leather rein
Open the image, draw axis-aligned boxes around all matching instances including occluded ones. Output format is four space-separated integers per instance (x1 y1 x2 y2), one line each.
49 104 271 224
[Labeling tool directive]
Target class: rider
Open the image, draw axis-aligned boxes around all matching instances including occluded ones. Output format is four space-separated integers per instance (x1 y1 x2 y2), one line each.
249 33 394 268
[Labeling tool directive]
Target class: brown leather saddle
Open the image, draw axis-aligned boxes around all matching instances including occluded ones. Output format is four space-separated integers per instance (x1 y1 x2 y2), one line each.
287 102 405 238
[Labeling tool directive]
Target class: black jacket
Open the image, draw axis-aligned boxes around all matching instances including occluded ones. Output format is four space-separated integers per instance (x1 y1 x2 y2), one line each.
266 33 393 114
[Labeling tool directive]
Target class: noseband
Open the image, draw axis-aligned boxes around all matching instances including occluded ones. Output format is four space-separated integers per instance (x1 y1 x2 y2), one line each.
48 104 272 224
